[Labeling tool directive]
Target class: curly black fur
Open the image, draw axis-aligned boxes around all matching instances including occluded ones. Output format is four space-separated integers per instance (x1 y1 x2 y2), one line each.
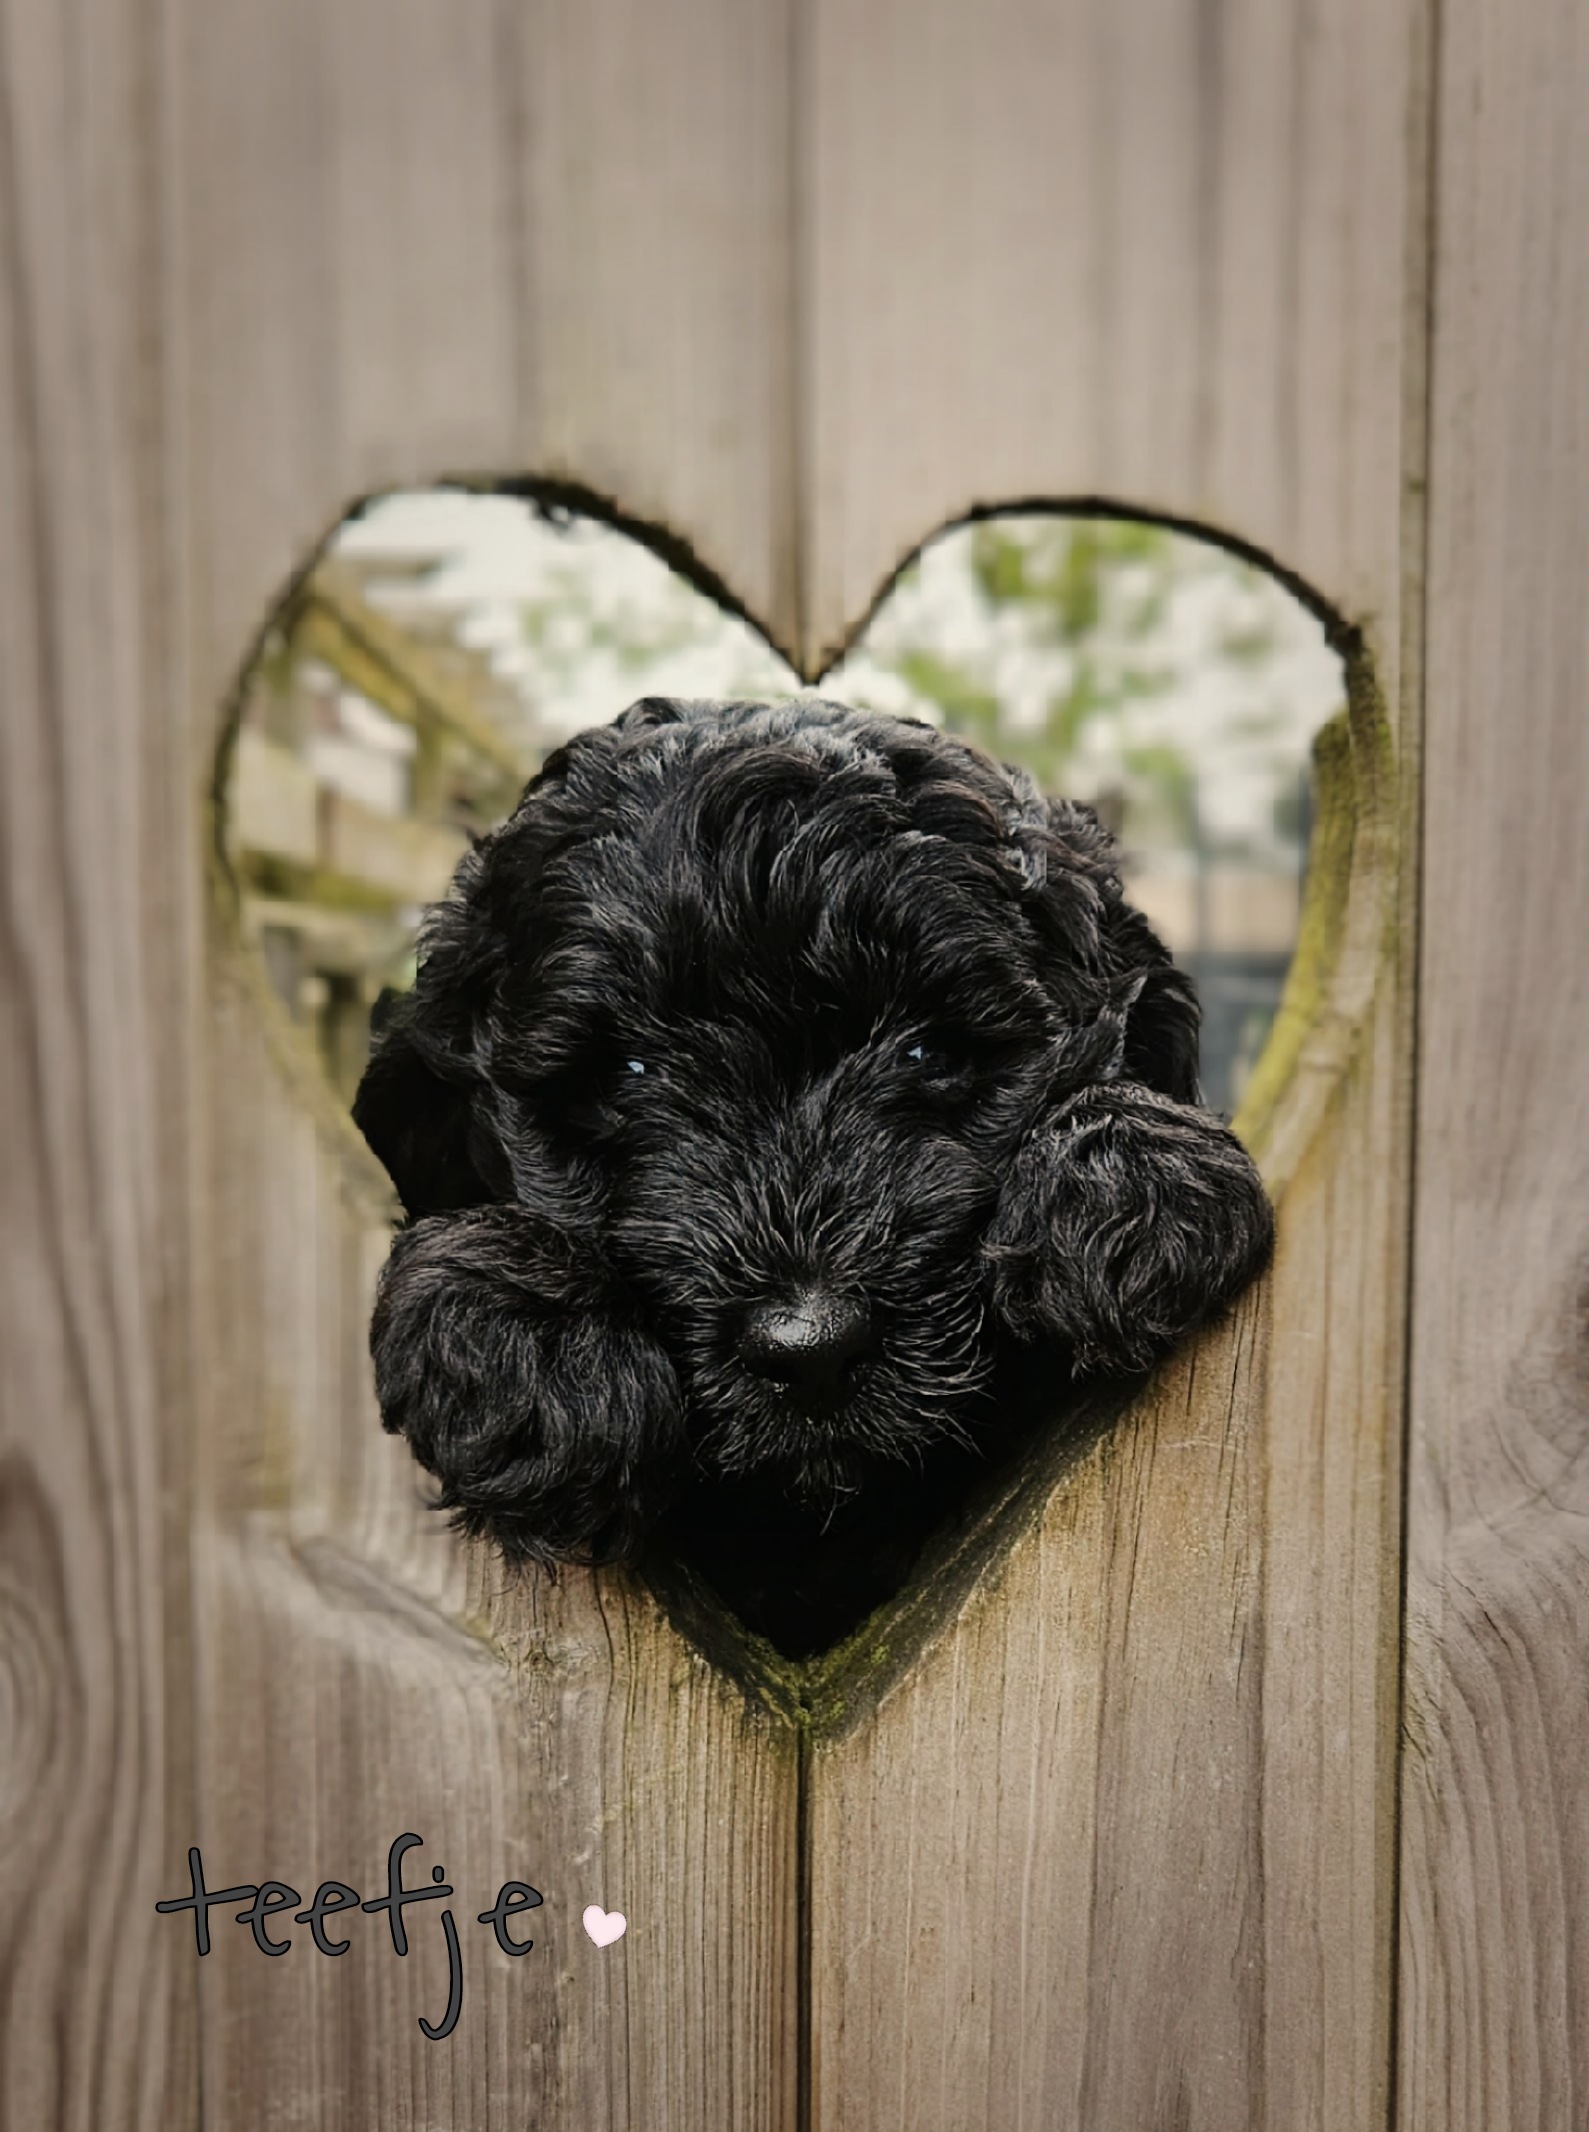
355 697 1274 1653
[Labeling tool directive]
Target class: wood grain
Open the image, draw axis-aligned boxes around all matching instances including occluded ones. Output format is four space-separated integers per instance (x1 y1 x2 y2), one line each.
0 0 199 2122
176 0 801 721
807 1309 1270 2132
1400 1 1589 2123
174 1 807 2122
800 0 1414 675
7 0 809 2121
516 0 801 649
807 993 1409 2132
800 3 1423 2124
0 0 1472 2123
188 958 800 2128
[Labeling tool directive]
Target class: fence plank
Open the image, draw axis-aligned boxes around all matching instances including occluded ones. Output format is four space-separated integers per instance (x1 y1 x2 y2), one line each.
808 1004 1408 2131
1400 3 1589 2125
186 964 801 2127
801 2 1423 2124
4 0 806 2122
174 0 806 2120
799 0 1414 675
0 0 199 2121
514 0 801 649
5 0 1483 2123
176 0 800 721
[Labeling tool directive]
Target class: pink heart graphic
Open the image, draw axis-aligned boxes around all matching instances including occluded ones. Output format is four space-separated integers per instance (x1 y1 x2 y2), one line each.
582 1905 627 1948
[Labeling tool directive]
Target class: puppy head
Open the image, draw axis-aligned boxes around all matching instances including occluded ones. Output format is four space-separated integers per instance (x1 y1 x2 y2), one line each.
355 696 1272 1561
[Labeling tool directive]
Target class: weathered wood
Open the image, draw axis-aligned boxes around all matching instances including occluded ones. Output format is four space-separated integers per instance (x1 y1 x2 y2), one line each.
6 0 808 2122
800 2 1423 2124
189 957 801 2127
807 1316 1271 2132
800 0 1413 675
29 0 1576 2122
1400 2 1589 2124
173 0 808 2118
515 0 801 649
806 727 1410 2132
177 0 801 712
0 0 199 2122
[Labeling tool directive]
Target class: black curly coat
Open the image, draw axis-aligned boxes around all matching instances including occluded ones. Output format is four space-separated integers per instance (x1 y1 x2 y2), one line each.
354 697 1273 1653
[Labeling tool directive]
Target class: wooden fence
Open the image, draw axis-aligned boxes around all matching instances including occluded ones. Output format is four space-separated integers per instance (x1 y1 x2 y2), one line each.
1 0 1584 2125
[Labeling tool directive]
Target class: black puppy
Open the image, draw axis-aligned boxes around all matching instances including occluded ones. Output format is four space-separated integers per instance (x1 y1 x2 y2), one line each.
354 696 1273 1652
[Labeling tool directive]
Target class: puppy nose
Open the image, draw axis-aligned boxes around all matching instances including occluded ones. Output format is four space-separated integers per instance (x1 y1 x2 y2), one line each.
739 1289 875 1401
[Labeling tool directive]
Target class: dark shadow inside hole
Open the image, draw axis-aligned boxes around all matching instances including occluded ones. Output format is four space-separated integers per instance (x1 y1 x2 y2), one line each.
646 1348 1128 1663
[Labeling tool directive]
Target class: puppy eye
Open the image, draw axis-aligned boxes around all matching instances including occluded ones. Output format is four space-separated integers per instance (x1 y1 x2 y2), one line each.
898 1037 956 1077
624 1059 647 1077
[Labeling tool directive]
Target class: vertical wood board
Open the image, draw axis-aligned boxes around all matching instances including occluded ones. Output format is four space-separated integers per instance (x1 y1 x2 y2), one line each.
800 4 1423 2124
8 0 811 2119
183 961 801 2128
0 0 198 2121
808 1000 1408 2131
1401 1 1589 2124
801 0 1414 675
175 0 800 727
170 0 810 2102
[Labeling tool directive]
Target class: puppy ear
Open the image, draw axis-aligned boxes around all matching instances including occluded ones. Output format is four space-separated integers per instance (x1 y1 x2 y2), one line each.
353 847 509 1216
985 1083 1274 1374
1111 921 1203 1103
1035 796 1203 1103
353 1000 495 1216
370 1207 684 1563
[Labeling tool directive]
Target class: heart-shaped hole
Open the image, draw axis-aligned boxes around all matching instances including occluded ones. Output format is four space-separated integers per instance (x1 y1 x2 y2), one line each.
218 482 1349 1664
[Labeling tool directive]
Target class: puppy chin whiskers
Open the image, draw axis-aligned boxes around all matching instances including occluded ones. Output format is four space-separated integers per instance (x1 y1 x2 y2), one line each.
687 1349 992 1495
796 1464 867 1528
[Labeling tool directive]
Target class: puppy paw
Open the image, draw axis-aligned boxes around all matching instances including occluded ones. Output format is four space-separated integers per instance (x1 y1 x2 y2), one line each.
985 1083 1274 1374
370 1206 682 1563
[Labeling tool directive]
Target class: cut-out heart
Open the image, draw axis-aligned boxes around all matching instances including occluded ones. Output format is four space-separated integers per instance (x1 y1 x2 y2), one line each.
220 483 1359 1670
224 488 1339 1123
582 1905 627 1947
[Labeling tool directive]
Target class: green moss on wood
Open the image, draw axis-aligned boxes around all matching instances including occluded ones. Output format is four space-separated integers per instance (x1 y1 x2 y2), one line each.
1232 635 1397 1180
1232 708 1354 1144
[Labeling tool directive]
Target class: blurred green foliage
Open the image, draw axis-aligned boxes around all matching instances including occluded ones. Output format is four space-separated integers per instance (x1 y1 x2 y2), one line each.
892 517 1289 861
